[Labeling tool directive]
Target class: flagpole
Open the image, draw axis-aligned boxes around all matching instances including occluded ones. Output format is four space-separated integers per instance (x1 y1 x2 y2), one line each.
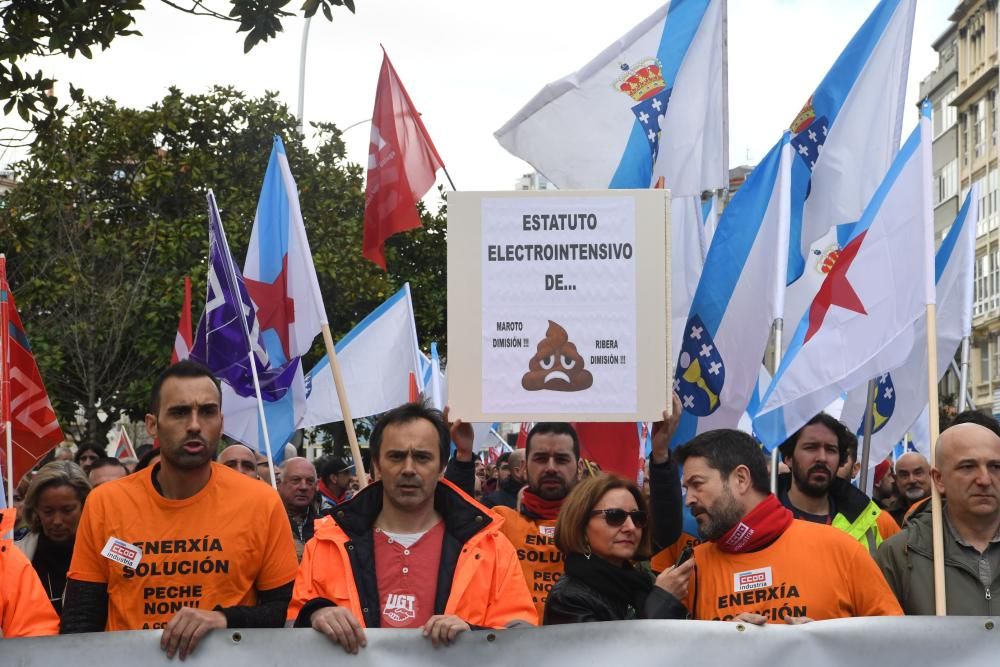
297 17 312 136
0 255 13 504
858 378 877 492
769 318 782 493
720 0 730 188
441 168 456 191
957 336 970 411
208 192 278 490
926 302 946 615
320 325 369 489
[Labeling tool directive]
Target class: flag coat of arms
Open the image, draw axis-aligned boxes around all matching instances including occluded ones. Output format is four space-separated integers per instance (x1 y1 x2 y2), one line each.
784 0 916 285
754 105 934 448
670 133 792 446
839 186 978 480
495 0 726 195
1 258 64 488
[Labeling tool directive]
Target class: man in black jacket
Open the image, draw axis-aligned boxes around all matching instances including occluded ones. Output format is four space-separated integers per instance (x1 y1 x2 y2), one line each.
483 450 526 509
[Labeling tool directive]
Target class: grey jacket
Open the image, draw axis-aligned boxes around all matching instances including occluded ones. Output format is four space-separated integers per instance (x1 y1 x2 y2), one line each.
875 501 999 615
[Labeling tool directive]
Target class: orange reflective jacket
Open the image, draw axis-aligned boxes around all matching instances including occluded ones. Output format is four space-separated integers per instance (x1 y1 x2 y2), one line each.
1 509 59 637
288 479 537 628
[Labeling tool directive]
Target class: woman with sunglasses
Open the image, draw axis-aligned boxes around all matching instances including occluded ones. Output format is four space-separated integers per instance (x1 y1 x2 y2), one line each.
544 474 693 624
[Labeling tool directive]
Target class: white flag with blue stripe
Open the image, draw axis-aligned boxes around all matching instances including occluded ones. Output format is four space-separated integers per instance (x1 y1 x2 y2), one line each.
670 133 791 445
218 137 326 462
785 0 916 285
494 0 726 195
754 105 935 449
839 186 978 483
302 284 422 427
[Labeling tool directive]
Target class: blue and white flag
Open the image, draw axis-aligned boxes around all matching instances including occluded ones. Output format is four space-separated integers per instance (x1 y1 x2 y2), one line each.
785 0 915 284
670 133 791 446
190 192 299 410
839 186 978 485
215 137 327 462
754 104 935 449
302 285 423 427
495 0 726 195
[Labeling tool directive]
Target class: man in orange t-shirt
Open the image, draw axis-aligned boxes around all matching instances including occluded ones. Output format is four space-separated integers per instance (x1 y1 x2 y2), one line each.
675 429 902 624
62 361 298 659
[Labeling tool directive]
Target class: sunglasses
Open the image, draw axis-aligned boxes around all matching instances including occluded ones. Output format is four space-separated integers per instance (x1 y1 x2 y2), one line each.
589 508 647 528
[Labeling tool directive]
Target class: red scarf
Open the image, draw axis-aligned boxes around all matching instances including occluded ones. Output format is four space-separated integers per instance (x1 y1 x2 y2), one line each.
716 494 793 553
318 479 345 505
521 489 563 520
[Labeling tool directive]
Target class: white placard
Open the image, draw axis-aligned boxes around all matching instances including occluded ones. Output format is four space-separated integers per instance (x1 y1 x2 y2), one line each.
448 190 669 422
481 196 637 413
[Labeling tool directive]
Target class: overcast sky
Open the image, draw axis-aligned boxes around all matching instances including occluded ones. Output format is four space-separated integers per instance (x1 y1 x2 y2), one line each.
3 1 954 198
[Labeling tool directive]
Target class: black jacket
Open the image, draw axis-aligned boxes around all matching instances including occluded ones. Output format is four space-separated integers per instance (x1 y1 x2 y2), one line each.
543 572 686 624
483 477 524 509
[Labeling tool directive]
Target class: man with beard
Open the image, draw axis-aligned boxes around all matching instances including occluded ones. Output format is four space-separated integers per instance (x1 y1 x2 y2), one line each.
288 402 536 654
62 361 298 659
492 409 683 620
776 413 898 555
674 429 902 623
891 453 932 524
483 450 526 510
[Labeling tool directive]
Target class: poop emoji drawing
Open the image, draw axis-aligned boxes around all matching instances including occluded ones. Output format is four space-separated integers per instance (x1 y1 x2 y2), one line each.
521 321 594 392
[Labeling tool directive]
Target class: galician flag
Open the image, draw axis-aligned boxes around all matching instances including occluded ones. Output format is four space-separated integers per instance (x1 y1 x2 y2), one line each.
754 104 935 448
495 0 726 193
302 284 422 427
670 133 792 446
784 0 916 285
839 185 978 484
220 136 328 462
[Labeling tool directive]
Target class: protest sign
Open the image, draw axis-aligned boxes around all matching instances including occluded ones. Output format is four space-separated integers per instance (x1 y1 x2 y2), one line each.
448 190 669 421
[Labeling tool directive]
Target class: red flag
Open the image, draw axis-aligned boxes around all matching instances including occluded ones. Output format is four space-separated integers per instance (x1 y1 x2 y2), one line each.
408 371 420 402
515 422 530 449
113 427 137 460
572 422 641 481
171 276 193 364
1 257 64 488
363 48 445 269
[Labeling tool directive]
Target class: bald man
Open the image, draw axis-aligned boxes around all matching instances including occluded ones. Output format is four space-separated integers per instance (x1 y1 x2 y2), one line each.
277 458 319 560
218 444 259 479
876 423 1000 614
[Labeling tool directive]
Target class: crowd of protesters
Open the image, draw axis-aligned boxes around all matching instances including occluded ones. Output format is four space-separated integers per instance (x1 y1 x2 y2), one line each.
2 360 998 653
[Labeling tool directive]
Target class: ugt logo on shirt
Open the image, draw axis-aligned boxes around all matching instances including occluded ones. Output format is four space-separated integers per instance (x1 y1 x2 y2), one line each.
384 593 417 624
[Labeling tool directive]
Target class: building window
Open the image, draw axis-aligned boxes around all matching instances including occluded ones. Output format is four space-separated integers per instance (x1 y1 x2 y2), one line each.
980 338 990 384
936 159 958 206
935 90 958 138
962 114 970 165
975 99 988 159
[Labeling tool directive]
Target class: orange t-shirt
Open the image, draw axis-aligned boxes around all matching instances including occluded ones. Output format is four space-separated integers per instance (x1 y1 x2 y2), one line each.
492 506 562 620
685 520 902 622
69 463 298 631
876 509 901 541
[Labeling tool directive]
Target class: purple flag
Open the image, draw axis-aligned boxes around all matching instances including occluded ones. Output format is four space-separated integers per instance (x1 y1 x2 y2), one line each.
190 192 298 401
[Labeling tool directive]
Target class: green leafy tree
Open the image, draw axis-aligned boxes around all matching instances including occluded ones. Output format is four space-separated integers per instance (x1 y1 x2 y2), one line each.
1 86 445 447
0 0 355 139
